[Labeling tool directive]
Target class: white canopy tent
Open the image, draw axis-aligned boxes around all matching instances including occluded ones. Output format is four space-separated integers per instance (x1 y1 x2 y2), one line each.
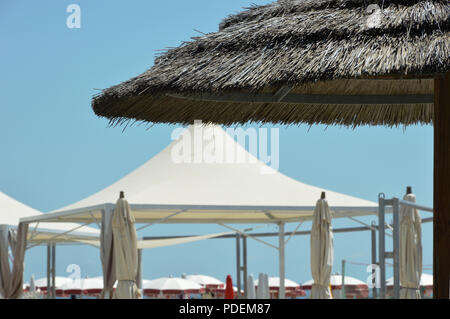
19 124 379 298
20 125 377 225
0 191 99 243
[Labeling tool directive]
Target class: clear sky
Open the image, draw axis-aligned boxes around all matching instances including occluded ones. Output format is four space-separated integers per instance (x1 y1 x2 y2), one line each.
1 0 433 287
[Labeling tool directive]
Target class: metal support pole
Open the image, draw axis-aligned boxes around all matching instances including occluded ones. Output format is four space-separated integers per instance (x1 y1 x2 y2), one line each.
242 235 248 299
392 198 400 299
278 223 285 299
371 222 378 299
46 243 51 299
137 248 143 298
52 242 56 299
378 194 386 299
236 233 241 298
341 259 346 299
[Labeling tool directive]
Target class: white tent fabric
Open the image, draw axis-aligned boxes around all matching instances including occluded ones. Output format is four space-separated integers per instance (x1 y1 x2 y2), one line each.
0 191 99 242
399 193 422 299
310 198 333 299
112 197 139 299
75 231 235 249
22 125 378 226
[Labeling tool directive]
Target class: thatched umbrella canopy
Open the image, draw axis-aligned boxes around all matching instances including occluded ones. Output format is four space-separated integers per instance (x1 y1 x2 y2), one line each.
92 0 449 298
93 0 448 127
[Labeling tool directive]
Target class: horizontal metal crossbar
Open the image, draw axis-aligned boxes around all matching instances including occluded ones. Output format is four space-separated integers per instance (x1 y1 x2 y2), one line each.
167 92 433 105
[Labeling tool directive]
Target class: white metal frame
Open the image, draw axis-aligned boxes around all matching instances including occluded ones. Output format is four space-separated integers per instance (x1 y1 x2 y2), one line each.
377 193 433 299
19 202 378 299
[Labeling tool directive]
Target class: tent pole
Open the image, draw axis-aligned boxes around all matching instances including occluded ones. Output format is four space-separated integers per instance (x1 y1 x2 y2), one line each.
371 222 378 299
341 259 346 299
378 195 386 299
278 222 285 299
433 72 450 299
52 243 56 299
46 243 50 299
136 248 143 299
242 235 248 299
392 198 400 299
236 233 241 298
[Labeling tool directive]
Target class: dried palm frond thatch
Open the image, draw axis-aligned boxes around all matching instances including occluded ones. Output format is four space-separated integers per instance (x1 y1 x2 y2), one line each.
92 0 449 127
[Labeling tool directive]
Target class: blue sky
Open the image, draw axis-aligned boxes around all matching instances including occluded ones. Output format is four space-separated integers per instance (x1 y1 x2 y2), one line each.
1 1 433 287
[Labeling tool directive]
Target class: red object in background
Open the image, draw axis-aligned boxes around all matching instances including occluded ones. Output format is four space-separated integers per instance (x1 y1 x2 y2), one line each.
225 275 234 299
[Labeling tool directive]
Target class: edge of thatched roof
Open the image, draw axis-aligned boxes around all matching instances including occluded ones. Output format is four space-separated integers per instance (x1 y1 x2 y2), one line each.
92 0 449 127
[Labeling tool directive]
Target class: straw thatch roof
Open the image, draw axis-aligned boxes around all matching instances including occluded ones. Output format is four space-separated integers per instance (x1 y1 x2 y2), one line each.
93 0 449 127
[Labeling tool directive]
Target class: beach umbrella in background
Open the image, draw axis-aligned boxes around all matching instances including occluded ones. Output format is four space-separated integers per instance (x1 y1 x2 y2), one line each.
185 274 224 291
310 193 333 299
213 286 242 299
255 276 301 299
82 277 105 295
418 273 434 297
399 188 423 299
60 277 104 296
90 0 450 298
60 278 84 296
142 277 203 297
34 276 71 294
225 275 234 299
303 275 369 299
112 192 139 299
387 273 433 298
246 275 256 299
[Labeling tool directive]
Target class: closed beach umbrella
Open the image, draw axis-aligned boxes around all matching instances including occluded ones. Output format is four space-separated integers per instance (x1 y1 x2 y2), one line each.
310 194 333 299
256 273 265 299
262 273 270 299
29 275 36 293
225 275 234 299
255 273 270 299
399 190 422 299
112 192 139 299
246 275 256 299
143 277 203 296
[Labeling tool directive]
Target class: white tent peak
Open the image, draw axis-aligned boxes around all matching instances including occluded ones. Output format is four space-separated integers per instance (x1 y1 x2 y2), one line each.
56 124 377 211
